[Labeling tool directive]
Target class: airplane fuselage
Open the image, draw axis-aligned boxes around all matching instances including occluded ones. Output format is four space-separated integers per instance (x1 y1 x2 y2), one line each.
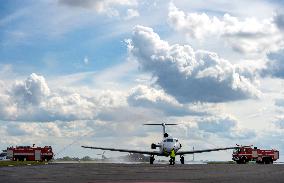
157 136 181 156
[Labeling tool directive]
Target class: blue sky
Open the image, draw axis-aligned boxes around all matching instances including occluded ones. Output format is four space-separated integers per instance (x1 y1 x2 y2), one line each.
0 0 131 75
1 0 284 161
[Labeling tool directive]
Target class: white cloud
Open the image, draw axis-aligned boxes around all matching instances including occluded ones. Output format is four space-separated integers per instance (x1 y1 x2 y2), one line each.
6 122 62 137
197 116 236 133
264 49 284 78
168 3 284 55
11 73 50 105
197 115 256 140
127 85 208 116
273 116 284 129
129 25 261 103
275 14 284 31
275 98 284 107
124 9 140 20
0 73 125 122
59 0 137 17
0 93 17 120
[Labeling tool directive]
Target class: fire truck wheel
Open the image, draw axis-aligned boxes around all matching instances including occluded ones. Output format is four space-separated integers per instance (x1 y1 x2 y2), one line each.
236 157 246 164
264 157 273 164
241 157 247 164
236 160 243 164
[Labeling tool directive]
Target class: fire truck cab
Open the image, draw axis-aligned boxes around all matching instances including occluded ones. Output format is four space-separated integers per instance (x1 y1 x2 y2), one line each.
232 145 279 164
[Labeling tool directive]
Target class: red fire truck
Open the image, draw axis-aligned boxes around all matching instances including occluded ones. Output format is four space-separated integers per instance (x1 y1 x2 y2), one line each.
6 145 54 161
232 145 279 164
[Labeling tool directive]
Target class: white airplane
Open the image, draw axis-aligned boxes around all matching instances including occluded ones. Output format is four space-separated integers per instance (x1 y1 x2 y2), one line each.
82 123 236 164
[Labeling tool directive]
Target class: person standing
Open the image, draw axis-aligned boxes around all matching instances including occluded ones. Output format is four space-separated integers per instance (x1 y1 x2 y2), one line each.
170 148 175 165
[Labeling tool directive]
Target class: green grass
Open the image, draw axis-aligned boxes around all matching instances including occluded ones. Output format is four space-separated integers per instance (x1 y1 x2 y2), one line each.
0 161 48 167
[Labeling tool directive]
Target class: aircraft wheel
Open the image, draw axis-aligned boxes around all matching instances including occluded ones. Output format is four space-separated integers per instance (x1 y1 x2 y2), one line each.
180 156 184 164
169 158 172 165
169 157 175 165
150 156 155 164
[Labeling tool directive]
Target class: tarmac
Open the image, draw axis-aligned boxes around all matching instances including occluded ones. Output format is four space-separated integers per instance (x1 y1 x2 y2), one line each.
1 162 284 183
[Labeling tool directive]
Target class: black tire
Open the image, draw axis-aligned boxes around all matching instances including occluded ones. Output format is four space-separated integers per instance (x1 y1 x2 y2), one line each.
180 156 185 164
262 157 268 164
236 158 246 164
169 157 175 165
240 157 247 164
236 160 242 164
169 158 174 165
150 156 154 164
264 157 273 164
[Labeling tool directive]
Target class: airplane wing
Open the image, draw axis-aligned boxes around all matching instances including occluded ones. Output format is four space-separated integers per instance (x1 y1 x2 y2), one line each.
81 146 161 155
176 147 237 155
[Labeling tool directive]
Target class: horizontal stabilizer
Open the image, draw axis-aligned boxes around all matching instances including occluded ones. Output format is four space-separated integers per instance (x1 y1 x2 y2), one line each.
144 123 177 136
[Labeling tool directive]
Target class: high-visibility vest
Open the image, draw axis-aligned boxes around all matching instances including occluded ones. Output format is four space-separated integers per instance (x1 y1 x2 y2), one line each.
170 149 175 158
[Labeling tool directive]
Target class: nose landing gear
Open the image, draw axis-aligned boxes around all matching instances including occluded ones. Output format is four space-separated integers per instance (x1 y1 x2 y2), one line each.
169 157 175 165
180 155 184 164
150 155 155 164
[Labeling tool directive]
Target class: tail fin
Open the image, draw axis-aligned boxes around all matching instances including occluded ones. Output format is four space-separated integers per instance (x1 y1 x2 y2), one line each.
143 123 177 137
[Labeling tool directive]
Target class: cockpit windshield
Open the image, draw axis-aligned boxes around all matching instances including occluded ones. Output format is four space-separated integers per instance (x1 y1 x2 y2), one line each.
166 139 173 142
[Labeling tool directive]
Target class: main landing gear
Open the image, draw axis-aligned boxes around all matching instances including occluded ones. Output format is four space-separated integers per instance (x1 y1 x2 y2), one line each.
180 155 184 164
150 155 155 164
170 156 184 165
150 155 185 165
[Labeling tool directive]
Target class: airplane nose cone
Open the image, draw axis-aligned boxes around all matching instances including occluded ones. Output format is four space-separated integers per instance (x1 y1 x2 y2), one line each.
164 144 176 153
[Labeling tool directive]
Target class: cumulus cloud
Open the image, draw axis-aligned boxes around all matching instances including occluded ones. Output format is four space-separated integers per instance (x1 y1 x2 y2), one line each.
0 93 17 120
129 25 260 103
271 114 284 132
275 98 284 107
263 49 284 78
0 73 125 122
275 14 284 31
59 0 137 17
11 73 50 105
197 115 256 139
6 122 62 137
274 117 284 129
127 85 207 116
197 116 236 133
124 9 139 20
168 3 283 54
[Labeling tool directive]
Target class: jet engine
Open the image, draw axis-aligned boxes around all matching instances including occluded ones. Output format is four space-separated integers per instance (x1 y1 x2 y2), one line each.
151 143 160 149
